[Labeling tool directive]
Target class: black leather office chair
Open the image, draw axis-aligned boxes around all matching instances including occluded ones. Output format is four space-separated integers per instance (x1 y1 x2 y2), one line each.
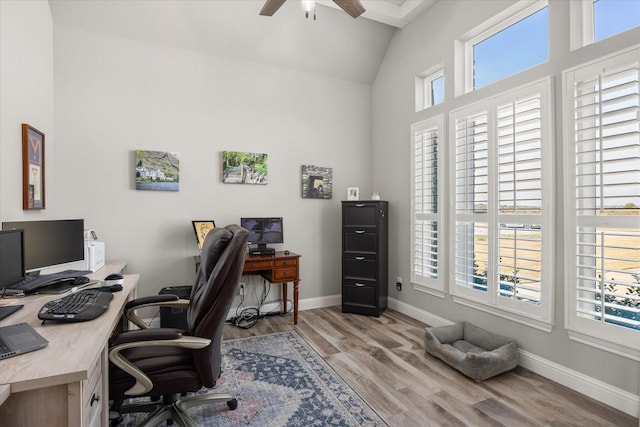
108 224 248 427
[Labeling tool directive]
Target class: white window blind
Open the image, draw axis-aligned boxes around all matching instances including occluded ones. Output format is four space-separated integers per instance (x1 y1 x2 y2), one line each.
496 96 543 304
565 47 640 354
411 116 444 294
450 79 553 328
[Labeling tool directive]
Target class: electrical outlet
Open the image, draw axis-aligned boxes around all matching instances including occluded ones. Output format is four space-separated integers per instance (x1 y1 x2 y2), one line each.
239 283 245 296
395 277 402 291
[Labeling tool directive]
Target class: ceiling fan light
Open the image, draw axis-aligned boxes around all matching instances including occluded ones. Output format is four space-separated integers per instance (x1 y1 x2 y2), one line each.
301 0 316 18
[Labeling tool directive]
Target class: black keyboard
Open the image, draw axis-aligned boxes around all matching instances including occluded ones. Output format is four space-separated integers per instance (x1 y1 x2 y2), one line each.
38 289 113 322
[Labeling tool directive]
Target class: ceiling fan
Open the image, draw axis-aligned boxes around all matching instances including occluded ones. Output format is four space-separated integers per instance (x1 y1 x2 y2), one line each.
259 0 366 19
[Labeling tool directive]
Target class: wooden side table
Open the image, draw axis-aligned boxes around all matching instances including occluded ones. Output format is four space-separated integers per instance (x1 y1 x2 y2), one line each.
194 251 301 324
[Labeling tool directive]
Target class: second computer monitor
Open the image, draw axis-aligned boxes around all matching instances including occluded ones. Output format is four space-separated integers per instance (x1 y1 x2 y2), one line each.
0 229 25 288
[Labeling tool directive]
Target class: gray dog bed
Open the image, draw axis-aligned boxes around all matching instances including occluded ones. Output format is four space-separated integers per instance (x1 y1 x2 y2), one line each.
424 322 518 381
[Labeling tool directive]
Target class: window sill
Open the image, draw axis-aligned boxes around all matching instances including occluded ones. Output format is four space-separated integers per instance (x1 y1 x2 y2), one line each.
452 295 553 333
412 283 446 299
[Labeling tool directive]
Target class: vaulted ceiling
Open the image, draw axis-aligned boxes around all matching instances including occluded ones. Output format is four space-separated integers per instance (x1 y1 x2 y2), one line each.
48 0 436 84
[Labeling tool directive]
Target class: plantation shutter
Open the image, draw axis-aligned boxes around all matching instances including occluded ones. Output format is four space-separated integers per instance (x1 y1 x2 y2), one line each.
453 111 490 292
450 79 553 326
569 49 640 332
496 96 543 304
411 117 444 292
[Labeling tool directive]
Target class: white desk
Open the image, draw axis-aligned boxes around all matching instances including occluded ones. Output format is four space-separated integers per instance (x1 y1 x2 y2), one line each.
0 262 136 427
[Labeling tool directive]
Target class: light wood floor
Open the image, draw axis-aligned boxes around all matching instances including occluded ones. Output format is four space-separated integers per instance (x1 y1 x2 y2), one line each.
222 306 638 427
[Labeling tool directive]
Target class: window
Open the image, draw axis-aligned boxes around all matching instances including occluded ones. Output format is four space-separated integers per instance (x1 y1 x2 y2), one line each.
411 115 445 295
594 0 640 41
571 0 640 50
416 67 444 111
563 47 640 358
457 0 548 94
450 79 554 330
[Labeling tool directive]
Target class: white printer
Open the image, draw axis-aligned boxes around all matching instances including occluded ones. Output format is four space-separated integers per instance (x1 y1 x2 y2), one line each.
84 240 105 272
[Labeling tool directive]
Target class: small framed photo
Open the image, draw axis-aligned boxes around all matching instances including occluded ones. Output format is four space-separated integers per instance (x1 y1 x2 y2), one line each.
22 124 45 210
347 187 359 201
192 220 216 249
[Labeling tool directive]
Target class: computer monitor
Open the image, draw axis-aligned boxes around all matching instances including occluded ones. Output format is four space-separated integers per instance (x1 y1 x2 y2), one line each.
240 217 283 254
0 229 25 288
2 219 85 275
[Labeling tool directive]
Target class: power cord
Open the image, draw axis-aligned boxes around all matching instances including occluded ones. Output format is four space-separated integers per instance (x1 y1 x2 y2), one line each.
227 278 292 329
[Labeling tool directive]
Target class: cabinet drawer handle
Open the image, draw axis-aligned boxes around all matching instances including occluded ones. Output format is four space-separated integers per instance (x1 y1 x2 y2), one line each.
354 283 365 287
355 230 365 234
355 256 365 260
90 393 101 406
355 204 366 207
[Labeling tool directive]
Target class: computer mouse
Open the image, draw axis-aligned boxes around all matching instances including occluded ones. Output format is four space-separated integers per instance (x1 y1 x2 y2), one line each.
73 276 90 286
105 273 124 286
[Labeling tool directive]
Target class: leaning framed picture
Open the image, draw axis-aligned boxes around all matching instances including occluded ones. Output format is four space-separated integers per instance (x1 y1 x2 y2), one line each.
192 220 216 249
22 124 45 210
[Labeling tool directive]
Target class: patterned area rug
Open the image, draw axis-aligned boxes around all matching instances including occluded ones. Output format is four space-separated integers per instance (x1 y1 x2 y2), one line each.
117 330 386 426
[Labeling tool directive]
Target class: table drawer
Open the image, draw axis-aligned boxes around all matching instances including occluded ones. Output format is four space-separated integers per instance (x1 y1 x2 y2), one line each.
83 354 103 427
244 259 273 271
274 267 296 280
275 259 296 268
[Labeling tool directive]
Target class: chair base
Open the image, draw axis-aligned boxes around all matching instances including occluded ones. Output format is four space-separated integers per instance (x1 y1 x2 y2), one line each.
110 391 237 427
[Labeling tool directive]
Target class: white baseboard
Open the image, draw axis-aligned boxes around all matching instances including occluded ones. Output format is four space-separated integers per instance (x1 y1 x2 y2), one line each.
518 349 640 418
387 296 640 419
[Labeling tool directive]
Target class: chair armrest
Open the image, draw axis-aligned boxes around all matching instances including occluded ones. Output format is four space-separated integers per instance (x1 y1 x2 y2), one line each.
109 328 184 347
124 295 190 330
108 331 211 396
125 294 179 310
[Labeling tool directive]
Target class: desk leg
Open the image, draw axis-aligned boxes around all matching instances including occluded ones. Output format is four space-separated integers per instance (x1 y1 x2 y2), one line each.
282 283 287 317
293 280 299 325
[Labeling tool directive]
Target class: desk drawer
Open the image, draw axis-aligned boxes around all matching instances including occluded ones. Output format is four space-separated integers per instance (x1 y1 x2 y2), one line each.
274 267 296 280
83 354 103 427
244 259 273 271
275 259 296 268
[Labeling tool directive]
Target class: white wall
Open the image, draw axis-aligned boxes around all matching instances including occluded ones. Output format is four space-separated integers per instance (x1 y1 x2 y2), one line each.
51 26 372 301
372 0 639 403
0 1 54 217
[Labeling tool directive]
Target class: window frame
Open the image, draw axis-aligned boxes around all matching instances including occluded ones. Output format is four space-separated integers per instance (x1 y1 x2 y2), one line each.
570 0 640 50
456 0 548 95
410 115 446 296
562 45 640 361
449 78 555 331
415 66 445 112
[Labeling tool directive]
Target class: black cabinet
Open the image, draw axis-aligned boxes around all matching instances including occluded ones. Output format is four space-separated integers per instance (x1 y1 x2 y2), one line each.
341 201 388 316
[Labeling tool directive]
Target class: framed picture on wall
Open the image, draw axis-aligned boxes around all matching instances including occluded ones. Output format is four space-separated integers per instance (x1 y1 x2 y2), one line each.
301 165 332 199
192 220 216 249
22 124 45 210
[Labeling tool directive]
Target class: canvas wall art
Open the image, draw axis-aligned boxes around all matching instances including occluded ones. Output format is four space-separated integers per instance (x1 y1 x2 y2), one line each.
135 150 180 191
222 151 268 184
301 165 332 199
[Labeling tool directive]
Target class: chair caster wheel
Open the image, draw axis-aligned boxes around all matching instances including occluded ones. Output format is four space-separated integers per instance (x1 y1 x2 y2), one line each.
227 398 238 410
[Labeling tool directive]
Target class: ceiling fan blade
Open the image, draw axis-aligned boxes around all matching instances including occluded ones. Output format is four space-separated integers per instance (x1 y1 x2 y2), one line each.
332 0 365 18
260 0 287 16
